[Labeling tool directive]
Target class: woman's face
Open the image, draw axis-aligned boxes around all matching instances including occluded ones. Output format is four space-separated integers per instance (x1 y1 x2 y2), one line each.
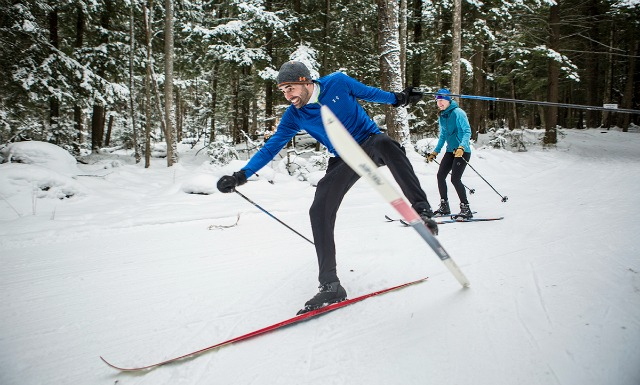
436 98 450 111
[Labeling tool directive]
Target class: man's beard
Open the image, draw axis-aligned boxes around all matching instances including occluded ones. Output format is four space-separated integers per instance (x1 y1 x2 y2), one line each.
293 87 311 108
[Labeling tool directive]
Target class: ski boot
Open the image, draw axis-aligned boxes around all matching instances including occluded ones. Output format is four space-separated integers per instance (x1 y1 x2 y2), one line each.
455 202 473 220
297 282 347 315
418 207 439 235
433 199 451 216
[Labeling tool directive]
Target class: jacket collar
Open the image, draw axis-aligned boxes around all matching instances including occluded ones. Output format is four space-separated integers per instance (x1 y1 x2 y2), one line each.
440 99 459 117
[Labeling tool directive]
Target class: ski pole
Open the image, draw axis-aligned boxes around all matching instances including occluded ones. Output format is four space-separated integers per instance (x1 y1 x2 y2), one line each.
460 158 508 202
421 91 640 115
431 158 475 194
234 189 315 245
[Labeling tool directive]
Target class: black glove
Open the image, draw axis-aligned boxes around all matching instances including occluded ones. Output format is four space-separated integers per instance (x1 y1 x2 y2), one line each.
217 170 247 193
393 86 423 107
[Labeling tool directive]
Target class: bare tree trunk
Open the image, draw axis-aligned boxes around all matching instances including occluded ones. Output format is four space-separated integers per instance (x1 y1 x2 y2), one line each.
164 0 177 166
451 0 462 94
544 3 559 145
410 0 422 87
129 3 140 163
601 25 614 128
91 0 113 153
584 0 601 128
104 114 113 146
91 105 105 151
176 88 182 142
470 45 484 139
142 0 166 145
467 4 483 138
91 0 115 153
144 67 152 168
622 39 638 132
510 76 519 129
377 0 407 144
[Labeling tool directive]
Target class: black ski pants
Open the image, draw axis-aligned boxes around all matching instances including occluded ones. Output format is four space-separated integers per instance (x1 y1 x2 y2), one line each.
310 133 431 285
436 151 471 204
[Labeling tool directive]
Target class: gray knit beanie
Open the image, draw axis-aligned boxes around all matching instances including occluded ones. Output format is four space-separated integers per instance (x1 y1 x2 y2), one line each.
277 61 313 86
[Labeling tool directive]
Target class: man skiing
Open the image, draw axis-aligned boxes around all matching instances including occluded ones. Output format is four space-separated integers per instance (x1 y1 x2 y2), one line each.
217 61 437 314
426 88 474 219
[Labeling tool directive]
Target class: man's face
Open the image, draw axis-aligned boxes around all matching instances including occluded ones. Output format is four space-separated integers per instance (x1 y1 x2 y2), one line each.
436 98 450 111
278 83 312 109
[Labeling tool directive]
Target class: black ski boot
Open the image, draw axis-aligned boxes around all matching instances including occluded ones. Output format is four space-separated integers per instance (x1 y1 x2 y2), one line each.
418 207 439 236
434 199 451 216
297 282 347 315
456 203 473 219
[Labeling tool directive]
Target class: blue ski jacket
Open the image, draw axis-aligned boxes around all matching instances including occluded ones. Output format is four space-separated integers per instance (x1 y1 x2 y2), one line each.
434 100 472 154
241 71 396 178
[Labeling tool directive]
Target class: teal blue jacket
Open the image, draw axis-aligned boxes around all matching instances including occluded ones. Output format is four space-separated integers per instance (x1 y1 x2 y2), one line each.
434 100 472 153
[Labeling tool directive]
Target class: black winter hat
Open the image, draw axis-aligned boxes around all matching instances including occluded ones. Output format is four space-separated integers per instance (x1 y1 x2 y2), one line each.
277 61 313 86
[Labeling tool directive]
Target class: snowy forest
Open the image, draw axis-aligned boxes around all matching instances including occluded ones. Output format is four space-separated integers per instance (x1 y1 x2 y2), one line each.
1 0 639 166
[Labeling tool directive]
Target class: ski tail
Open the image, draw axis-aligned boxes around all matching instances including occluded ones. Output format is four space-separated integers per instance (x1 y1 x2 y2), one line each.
320 105 470 288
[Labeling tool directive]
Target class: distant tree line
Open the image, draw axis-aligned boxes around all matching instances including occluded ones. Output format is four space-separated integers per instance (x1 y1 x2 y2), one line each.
1 0 638 164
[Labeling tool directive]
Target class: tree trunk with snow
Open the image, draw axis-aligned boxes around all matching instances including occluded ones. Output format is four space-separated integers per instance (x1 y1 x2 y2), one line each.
265 0 275 133
129 3 140 163
399 0 407 85
544 3 559 145
377 0 409 145
73 5 85 154
143 2 152 168
48 7 60 144
451 0 462 95
209 62 219 144
321 0 330 75
164 0 177 166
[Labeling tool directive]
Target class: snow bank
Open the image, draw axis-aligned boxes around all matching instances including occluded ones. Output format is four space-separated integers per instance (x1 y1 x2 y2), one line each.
0 141 81 176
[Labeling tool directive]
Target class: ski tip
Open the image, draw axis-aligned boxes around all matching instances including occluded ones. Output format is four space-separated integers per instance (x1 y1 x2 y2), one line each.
100 356 123 370
100 356 152 372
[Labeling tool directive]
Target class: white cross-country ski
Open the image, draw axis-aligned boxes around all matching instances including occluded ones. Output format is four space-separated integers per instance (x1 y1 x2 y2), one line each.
320 105 470 288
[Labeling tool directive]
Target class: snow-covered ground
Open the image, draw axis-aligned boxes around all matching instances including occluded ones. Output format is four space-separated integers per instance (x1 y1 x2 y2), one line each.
1 128 639 385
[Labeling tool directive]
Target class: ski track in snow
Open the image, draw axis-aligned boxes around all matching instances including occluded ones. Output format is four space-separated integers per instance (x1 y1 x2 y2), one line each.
529 261 553 326
1 129 640 385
